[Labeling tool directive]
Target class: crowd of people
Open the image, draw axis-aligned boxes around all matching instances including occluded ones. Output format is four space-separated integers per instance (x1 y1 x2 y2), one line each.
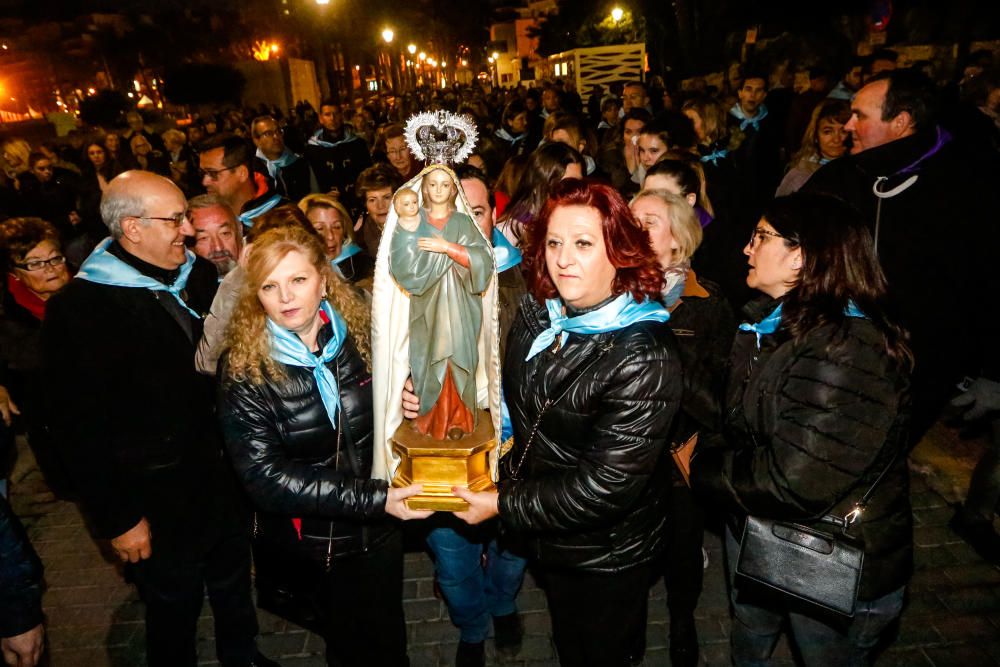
1 47 1000 667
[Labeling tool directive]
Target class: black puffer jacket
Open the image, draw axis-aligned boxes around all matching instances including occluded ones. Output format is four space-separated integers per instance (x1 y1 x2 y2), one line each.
218 324 392 560
692 298 913 600
498 295 683 573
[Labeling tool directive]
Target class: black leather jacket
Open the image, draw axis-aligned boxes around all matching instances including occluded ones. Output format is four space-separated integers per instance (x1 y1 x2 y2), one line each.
218 325 392 561
498 295 683 573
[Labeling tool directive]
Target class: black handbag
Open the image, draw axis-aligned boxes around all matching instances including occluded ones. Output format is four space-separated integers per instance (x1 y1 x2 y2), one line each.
735 450 899 617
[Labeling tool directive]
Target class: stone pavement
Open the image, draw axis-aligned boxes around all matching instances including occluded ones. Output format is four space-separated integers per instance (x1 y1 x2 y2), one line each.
6 419 1000 667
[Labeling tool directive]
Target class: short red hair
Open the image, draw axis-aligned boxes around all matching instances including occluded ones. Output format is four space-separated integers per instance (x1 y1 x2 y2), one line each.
523 179 664 304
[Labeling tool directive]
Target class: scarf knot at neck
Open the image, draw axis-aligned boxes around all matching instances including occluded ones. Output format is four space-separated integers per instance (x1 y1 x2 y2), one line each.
267 300 348 428
76 238 199 317
739 301 868 349
730 104 769 132
525 293 670 360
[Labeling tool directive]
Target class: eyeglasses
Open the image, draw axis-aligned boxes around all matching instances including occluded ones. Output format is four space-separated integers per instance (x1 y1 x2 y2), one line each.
199 166 238 180
256 128 283 139
17 255 67 272
132 213 190 228
748 227 785 249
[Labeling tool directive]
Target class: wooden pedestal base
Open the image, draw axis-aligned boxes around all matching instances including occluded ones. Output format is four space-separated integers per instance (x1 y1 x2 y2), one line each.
390 409 496 511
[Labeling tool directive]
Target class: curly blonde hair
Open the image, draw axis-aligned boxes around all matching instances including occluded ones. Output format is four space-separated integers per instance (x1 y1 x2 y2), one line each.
224 225 371 384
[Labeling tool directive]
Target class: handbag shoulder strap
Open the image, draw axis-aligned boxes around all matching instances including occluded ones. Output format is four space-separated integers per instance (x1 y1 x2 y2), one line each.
821 446 902 530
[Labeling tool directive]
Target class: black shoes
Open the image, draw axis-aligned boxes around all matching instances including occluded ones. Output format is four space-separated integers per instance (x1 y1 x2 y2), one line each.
669 614 699 667
456 640 485 667
950 509 1000 564
222 652 280 667
493 612 523 660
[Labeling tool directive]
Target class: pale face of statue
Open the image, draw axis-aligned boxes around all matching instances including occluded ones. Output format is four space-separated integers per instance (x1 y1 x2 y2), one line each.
422 169 456 207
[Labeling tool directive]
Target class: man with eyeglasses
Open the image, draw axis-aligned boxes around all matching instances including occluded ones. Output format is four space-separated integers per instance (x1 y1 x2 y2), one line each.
304 99 372 212
199 134 286 230
42 170 276 667
251 116 317 202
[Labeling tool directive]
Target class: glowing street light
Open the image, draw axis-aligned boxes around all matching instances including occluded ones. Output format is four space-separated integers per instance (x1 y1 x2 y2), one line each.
491 51 499 60
418 52 426 61
316 0 330 4
382 28 394 44
270 42 280 53
611 6 624 22
407 44 417 55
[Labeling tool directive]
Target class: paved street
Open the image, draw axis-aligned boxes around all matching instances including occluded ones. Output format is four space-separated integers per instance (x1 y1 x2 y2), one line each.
7 419 1000 667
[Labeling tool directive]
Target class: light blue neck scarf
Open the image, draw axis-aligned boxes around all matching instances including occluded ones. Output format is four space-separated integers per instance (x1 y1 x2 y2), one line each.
701 148 729 166
730 103 769 131
526 293 671 360
267 300 348 429
256 146 299 180
491 228 522 273
238 193 282 228
739 301 867 348
308 127 359 149
495 128 526 144
76 238 199 317
331 240 363 266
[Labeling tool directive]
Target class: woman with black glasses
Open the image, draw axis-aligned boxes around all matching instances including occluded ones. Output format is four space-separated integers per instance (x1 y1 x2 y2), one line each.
0 218 73 497
692 193 913 666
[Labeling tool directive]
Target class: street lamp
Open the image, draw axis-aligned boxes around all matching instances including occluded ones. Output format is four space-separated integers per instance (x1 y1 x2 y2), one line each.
611 6 624 22
407 44 416 55
382 28 394 44
316 0 330 5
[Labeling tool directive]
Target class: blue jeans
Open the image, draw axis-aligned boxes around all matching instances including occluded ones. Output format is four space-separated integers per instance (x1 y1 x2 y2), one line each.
725 526 905 666
426 522 528 642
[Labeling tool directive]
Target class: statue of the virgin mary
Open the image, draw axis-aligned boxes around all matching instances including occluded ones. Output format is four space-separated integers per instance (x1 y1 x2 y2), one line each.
370 111 503 498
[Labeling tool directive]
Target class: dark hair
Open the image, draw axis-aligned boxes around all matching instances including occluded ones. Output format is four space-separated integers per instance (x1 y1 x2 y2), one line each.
523 179 663 304
763 193 912 367
742 71 769 90
499 142 585 236
320 99 340 112
621 108 652 128
0 217 61 272
869 69 937 133
645 159 701 199
501 99 528 129
355 163 402 200
199 133 254 170
640 112 697 152
28 152 49 170
454 165 495 208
